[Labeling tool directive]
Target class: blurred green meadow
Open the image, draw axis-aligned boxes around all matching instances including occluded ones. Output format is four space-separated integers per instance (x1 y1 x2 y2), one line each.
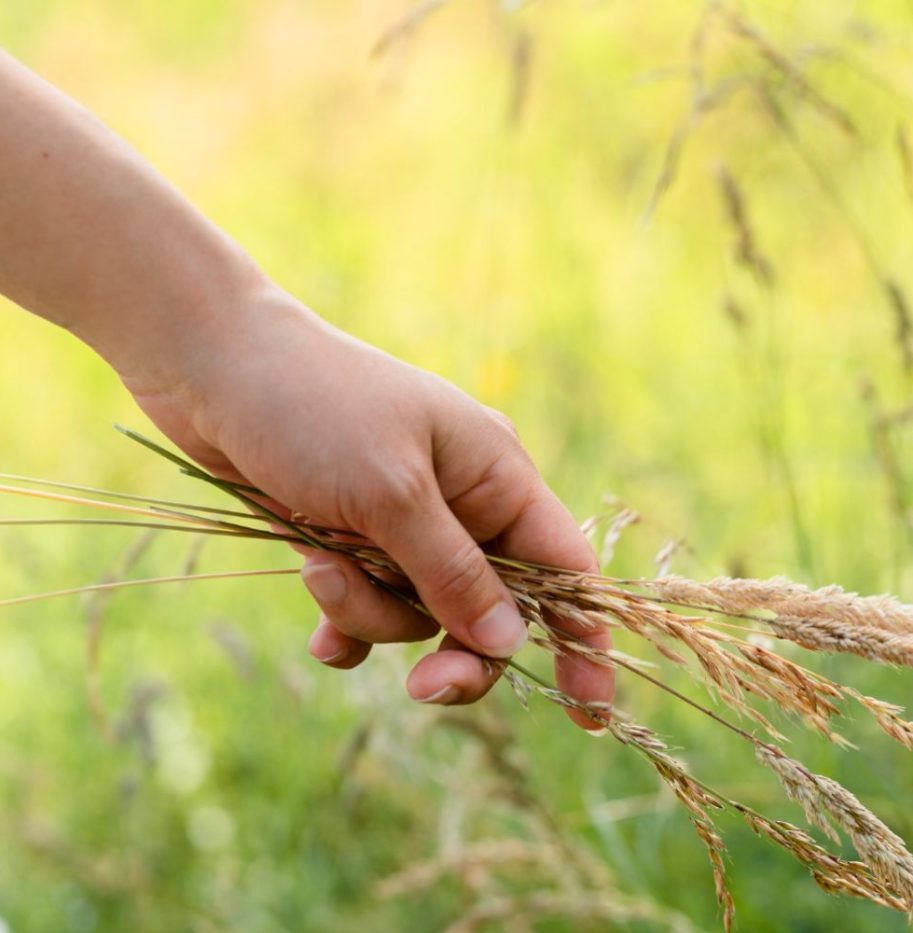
2 1 913 929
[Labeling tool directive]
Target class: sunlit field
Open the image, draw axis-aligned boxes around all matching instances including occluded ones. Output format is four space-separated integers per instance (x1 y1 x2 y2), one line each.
3 2 913 930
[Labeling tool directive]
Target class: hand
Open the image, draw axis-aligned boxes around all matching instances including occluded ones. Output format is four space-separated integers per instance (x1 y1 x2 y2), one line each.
0 49 613 726
121 285 615 728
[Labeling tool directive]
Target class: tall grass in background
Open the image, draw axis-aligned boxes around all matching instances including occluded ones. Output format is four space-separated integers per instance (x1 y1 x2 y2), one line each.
2 1 913 930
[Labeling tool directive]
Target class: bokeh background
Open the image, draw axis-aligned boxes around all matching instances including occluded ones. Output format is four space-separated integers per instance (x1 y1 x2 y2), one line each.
2 1 913 930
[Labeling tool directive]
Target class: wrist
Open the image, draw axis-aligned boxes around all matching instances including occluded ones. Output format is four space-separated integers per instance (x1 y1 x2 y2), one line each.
86 239 269 397
113 263 329 410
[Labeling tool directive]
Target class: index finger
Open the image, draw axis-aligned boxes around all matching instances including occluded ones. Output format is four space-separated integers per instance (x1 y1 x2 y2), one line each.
364 480 529 660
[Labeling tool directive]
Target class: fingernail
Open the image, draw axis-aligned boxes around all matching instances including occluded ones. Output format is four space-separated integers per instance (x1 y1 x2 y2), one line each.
469 602 527 658
313 647 348 665
301 562 347 604
416 684 461 705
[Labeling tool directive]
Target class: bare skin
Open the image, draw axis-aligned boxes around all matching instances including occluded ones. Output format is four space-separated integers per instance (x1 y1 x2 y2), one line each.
0 49 613 727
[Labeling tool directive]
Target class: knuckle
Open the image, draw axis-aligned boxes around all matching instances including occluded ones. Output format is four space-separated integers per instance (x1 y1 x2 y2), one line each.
431 538 491 610
346 458 433 530
486 406 521 441
499 415 521 440
322 601 375 641
471 449 537 512
386 460 434 507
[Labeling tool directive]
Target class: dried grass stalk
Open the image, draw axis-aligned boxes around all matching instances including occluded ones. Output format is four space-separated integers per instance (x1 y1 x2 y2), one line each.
4 428 913 930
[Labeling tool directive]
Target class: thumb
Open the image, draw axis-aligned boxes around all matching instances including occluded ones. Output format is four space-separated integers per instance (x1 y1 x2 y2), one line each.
366 487 528 658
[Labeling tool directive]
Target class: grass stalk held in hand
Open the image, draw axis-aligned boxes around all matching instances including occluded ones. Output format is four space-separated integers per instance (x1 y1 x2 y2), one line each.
4 427 913 930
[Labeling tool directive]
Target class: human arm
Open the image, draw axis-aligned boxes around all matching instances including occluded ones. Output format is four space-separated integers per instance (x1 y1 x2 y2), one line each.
0 49 614 726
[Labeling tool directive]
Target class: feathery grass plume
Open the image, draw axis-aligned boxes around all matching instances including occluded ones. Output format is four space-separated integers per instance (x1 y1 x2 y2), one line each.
506 670 911 921
644 1 856 223
756 744 913 907
655 537 685 577
718 5 858 138
645 574 913 640
598 504 640 567
5 426 913 929
506 29 533 127
716 165 775 287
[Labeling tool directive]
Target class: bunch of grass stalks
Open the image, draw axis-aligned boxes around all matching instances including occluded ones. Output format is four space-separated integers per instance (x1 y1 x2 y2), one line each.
3 427 913 929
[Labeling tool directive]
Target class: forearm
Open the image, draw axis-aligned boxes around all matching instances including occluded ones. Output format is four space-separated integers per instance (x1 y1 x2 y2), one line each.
0 52 611 721
0 49 266 388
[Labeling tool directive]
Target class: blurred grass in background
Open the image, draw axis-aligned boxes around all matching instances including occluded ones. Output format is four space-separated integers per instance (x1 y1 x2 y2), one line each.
2 1 913 929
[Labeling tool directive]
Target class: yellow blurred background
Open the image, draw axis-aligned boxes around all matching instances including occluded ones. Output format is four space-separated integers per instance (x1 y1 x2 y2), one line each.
2 2 913 930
